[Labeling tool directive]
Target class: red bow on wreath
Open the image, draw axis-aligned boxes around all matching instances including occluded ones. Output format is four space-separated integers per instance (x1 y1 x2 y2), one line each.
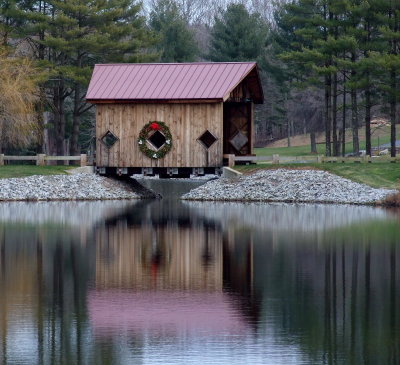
150 122 160 130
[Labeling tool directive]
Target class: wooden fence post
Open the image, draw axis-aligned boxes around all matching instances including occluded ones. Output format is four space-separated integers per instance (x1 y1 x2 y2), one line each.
0 154 4 166
363 155 372 163
80 154 87 167
272 154 280 164
36 154 46 166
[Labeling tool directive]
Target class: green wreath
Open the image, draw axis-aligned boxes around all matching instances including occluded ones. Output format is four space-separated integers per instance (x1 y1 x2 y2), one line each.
138 121 173 159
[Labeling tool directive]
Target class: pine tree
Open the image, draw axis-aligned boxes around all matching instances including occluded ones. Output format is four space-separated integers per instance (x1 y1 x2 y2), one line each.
377 0 400 157
149 0 198 62
0 0 29 46
278 0 338 156
21 0 156 155
208 4 268 62
354 0 384 156
264 2 307 147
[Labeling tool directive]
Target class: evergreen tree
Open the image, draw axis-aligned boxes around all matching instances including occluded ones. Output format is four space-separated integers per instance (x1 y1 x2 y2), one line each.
354 0 384 156
0 0 31 46
149 0 198 62
20 0 156 155
208 4 268 62
376 0 400 157
278 0 338 156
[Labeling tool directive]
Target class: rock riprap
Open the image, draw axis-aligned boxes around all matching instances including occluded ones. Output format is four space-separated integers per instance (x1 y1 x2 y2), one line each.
0 174 144 201
182 169 397 204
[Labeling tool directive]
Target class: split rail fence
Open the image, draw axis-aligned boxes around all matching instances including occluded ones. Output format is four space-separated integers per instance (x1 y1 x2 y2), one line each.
224 154 400 167
0 154 87 167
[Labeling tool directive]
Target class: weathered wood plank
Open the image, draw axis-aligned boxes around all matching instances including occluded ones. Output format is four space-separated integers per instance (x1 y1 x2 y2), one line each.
5 156 38 161
231 155 400 164
2 155 86 165
45 156 81 161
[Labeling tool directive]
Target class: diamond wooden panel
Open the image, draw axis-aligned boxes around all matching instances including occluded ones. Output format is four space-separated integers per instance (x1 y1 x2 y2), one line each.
229 131 248 151
198 130 218 149
101 130 118 148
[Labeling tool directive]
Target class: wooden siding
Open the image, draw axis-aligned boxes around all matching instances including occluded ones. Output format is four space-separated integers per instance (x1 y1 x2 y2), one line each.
96 103 223 168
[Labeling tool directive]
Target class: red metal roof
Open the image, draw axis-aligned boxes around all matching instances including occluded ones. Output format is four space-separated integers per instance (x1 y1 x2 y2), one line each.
86 62 263 103
88 290 250 336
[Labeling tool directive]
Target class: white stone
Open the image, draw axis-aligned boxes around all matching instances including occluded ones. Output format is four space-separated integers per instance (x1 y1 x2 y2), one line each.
181 169 397 205
0 174 147 201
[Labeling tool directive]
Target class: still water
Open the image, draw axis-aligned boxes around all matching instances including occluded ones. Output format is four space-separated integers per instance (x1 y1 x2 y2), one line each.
0 181 399 364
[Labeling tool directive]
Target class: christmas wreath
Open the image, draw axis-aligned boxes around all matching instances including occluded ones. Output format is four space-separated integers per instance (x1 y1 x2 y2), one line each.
137 121 172 159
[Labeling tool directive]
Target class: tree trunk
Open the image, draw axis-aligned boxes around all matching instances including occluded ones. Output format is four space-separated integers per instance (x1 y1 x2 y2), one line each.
332 16 339 157
389 6 398 158
332 72 338 156
364 19 372 158
365 78 372 157
70 83 81 156
325 74 332 156
351 52 359 154
36 87 46 153
342 77 346 156
390 69 396 157
53 83 66 157
310 132 317 153
351 87 359 155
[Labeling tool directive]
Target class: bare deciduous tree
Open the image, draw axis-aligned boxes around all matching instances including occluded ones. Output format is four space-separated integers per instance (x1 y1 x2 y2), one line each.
0 52 39 152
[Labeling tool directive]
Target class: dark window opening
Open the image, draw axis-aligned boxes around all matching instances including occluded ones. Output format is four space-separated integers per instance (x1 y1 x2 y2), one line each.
198 130 218 149
148 130 166 149
101 130 118 148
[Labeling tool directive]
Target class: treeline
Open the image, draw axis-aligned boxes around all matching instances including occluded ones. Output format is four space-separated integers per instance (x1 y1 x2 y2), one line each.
0 0 155 155
269 0 400 156
0 0 399 156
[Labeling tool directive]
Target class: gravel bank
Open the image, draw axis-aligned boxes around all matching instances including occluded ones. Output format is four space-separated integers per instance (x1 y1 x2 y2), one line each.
0 174 151 201
182 169 397 205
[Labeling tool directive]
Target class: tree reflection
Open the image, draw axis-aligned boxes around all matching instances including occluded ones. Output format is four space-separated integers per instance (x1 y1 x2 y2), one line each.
0 202 399 364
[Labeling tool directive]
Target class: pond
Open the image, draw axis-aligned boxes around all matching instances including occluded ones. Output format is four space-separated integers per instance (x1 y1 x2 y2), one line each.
0 183 399 364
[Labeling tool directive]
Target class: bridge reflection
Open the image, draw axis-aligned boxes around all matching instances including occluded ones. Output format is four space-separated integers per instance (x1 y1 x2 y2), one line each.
0 200 399 364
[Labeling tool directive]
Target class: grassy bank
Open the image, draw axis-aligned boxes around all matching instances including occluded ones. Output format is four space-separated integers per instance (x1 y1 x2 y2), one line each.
257 126 400 156
1 161 399 192
255 140 388 157
235 163 400 190
0 165 73 179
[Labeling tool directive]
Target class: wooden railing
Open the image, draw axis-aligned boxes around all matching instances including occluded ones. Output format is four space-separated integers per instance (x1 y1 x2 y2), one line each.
224 154 400 167
0 154 87 167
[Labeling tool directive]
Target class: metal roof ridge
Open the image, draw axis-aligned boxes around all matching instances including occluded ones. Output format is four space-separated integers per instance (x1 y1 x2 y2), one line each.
94 61 257 66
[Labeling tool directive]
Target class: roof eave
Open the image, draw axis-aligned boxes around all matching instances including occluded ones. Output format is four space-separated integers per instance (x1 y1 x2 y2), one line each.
222 63 264 104
85 98 223 104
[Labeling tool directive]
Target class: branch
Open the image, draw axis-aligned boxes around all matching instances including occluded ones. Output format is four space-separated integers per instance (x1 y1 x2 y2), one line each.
78 103 94 115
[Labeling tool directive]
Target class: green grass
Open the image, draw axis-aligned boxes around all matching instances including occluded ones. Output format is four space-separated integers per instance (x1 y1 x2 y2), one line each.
256 130 400 157
0 165 74 179
255 144 325 156
235 163 400 190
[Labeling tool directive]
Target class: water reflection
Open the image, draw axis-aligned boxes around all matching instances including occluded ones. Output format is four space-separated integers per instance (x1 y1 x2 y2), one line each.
0 198 399 364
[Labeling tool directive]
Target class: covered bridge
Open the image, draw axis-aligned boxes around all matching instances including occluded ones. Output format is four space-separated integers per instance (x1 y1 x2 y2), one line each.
86 62 264 177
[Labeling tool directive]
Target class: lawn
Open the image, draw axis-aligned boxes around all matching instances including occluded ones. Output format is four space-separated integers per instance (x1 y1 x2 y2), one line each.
0 165 74 179
256 128 400 157
235 163 400 190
